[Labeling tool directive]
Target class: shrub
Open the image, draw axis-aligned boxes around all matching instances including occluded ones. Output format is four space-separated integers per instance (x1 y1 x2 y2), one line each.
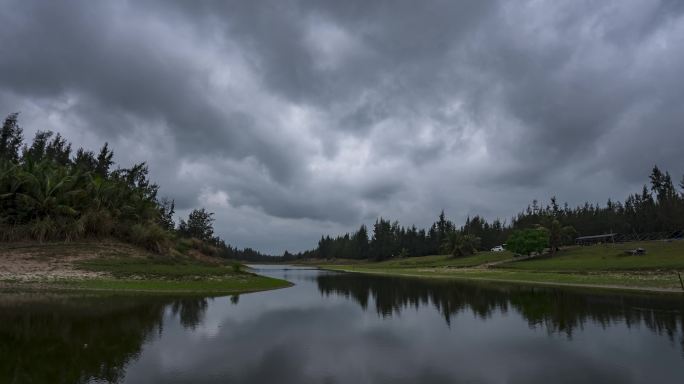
80 209 114 238
127 222 171 253
30 217 58 242
445 232 481 257
506 228 549 256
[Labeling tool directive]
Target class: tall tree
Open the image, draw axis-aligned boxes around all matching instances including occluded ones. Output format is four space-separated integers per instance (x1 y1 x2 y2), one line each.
45 133 71 166
352 224 369 259
158 198 176 231
73 148 97 172
95 143 114 177
22 131 53 163
548 220 562 256
0 113 23 162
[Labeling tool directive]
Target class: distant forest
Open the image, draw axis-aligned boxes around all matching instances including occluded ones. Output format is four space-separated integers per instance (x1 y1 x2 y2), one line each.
281 167 684 262
0 113 271 260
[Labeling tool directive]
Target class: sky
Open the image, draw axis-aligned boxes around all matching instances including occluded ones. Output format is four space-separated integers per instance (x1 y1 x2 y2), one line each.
1 0 684 254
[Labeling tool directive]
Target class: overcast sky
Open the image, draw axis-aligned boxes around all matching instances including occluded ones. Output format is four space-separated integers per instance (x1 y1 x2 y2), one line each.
2 0 684 254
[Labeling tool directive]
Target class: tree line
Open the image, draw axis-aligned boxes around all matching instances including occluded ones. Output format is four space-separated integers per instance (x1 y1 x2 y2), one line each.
287 166 684 260
0 113 268 260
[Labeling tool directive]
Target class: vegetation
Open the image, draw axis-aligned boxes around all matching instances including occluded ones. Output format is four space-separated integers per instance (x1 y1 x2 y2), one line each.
320 240 684 292
0 113 275 261
505 228 548 256
53 275 290 295
301 163 684 293
75 257 241 279
444 232 480 257
322 265 683 291
286 165 684 263
0 113 291 293
316 251 513 269
0 241 290 294
1 114 164 248
501 240 684 272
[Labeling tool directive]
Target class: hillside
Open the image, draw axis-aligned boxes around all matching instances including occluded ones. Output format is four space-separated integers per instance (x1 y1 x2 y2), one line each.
322 240 684 292
0 241 290 294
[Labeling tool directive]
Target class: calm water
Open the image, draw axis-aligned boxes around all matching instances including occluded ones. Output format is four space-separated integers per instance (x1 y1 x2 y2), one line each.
2 266 684 384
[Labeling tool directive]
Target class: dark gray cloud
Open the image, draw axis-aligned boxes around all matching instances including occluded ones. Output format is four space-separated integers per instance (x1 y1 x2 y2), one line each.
2 0 684 253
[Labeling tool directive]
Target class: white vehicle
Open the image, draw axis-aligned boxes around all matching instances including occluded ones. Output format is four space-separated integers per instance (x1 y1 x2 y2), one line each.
491 245 505 252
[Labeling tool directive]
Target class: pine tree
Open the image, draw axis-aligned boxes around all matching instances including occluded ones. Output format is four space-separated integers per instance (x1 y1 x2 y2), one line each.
95 143 114 177
22 131 53 163
0 113 23 162
353 224 369 259
45 133 71 166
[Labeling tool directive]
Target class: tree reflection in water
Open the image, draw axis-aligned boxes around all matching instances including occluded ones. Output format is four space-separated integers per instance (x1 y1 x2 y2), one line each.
317 272 684 350
0 293 210 384
2 273 683 384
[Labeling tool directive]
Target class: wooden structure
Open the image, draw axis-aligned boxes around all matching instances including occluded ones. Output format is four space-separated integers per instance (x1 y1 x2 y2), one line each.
575 233 617 246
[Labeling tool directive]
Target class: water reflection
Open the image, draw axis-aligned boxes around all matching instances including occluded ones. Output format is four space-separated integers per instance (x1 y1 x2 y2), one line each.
1 268 684 384
0 293 210 384
171 298 209 330
317 272 684 346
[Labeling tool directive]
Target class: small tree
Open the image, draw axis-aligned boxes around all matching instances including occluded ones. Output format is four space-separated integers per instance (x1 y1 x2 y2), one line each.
178 208 214 241
561 225 578 246
548 220 562 256
506 228 548 256
158 197 175 231
546 220 577 256
445 232 481 257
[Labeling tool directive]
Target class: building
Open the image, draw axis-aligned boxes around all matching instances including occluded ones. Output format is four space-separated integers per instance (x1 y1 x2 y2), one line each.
575 233 617 246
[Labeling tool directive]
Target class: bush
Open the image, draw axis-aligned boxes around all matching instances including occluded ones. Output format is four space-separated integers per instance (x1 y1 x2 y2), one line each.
80 210 114 238
30 217 58 242
445 232 481 257
506 228 549 256
61 217 85 241
127 223 171 253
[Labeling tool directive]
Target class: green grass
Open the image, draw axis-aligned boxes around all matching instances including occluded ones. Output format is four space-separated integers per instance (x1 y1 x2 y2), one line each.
49 274 291 295
320 241 684 292
500 240 684 271
344 251 514 269
68 256 292 294
324 266 684 291
76 257 241 279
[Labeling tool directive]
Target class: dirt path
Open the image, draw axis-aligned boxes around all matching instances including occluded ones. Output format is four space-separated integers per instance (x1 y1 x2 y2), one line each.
0 242 145 282
480 254 540 268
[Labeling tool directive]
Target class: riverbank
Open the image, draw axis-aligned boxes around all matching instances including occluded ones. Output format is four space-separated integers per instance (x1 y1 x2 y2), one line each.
320 240 684 293
0 241 291 295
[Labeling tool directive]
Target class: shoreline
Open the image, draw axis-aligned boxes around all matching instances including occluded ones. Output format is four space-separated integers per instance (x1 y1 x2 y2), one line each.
321 266 684 295
0 241 293 296
0 277 294 296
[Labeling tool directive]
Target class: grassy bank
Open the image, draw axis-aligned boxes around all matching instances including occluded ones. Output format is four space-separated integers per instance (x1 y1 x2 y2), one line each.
43 275 291 295
0 241 291 295
321 240 684 293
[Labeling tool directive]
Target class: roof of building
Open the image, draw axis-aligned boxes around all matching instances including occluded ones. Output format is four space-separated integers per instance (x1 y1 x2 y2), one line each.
576 233 617 240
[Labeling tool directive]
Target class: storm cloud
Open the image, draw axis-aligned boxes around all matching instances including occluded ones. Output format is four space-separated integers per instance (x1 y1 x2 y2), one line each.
2 0 683 253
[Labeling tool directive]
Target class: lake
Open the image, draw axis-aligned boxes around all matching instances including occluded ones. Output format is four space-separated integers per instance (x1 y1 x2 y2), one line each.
2 265 684 383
